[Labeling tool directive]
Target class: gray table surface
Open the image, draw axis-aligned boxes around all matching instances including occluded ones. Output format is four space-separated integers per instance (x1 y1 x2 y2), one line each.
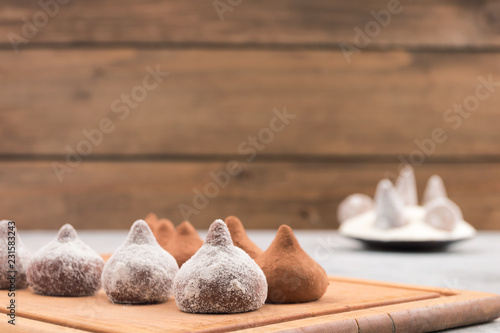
20 230 500 332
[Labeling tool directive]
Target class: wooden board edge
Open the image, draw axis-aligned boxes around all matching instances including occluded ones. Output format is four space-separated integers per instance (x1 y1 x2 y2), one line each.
234 292 500 332
329 275 460 296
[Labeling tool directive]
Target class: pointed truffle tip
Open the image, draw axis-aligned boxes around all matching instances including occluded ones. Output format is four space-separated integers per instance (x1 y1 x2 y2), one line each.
144 212 158 224
375 179 407 229
177 221 197 235
400 165 414 177
57 224 78 242
156 218 174 233
423 175 447 204
225 216 245 233
396 165 418 205
273 224 300 249
127 219 156 245
376 179 394 194
205 219 232 246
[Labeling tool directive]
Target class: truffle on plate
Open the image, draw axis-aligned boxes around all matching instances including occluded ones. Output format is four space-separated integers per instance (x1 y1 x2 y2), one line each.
338 166 476 244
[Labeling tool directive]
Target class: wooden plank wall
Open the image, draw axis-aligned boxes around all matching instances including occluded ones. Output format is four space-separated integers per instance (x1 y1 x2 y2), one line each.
1 0 499 230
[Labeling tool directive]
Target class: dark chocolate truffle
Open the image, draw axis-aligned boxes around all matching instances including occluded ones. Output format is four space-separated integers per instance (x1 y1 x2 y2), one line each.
165 221 203 267
144 213 176 248
0 220 31 289
102 220 178 304
27 224 104 296
256 225 329 303
225 216 263 259
173 219 267 313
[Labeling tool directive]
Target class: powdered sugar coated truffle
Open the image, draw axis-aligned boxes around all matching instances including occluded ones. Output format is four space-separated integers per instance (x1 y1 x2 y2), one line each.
174 219 267 314
0 220 31 289
27 224 104 296
102 220 179 304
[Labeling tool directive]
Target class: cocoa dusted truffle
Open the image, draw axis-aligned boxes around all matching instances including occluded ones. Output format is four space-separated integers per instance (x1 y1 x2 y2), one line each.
0 220 31 289
225 216 263 259
27 224 104 296
173 219 267 314
165 221 203 267
102 220 178 304
256 225 329 303
144 213 175 249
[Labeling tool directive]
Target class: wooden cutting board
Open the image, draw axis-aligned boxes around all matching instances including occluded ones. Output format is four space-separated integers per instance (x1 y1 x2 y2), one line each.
1 276 499 333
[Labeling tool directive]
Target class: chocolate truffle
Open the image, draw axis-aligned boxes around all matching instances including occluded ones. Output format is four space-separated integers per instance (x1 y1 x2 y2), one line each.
102 220 179 304
0 220 31 289
144 212 158 226
144 213 176 249
165 221 203 267
27 224 104 296
374 179 408 229
337 194 374 224
256 225 329 304
174 219 267 314
225 216 263 259
395 165 418 206
422 175 447 205
424 197 463 231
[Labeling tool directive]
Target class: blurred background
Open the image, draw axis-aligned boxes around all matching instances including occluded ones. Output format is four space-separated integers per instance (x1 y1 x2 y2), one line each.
1 0 500 230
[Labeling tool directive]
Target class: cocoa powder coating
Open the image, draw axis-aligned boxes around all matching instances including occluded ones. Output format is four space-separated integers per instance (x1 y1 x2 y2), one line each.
144 213 175 249
165 221 203 267
256 224 329 303
225 216 263 259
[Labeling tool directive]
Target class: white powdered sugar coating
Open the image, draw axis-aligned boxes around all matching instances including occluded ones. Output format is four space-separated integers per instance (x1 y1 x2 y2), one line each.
337 194 374 224
340 206 476 242
174 219 267 314
102 220 179 304
0 220 32 289
27 224 104 296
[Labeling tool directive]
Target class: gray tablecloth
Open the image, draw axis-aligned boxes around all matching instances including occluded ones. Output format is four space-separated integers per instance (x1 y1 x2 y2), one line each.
21 230 500 332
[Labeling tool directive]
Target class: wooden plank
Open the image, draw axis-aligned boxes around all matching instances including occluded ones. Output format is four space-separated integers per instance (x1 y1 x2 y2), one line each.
236 289 500 332
1 1 500 48
1 161 500 230
0 277 498 333
1 50 500 156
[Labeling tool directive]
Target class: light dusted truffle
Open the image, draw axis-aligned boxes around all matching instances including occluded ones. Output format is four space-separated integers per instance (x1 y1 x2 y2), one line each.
102 220 179 304
27 224 104 296
174 219 267 314
0 220 31 289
